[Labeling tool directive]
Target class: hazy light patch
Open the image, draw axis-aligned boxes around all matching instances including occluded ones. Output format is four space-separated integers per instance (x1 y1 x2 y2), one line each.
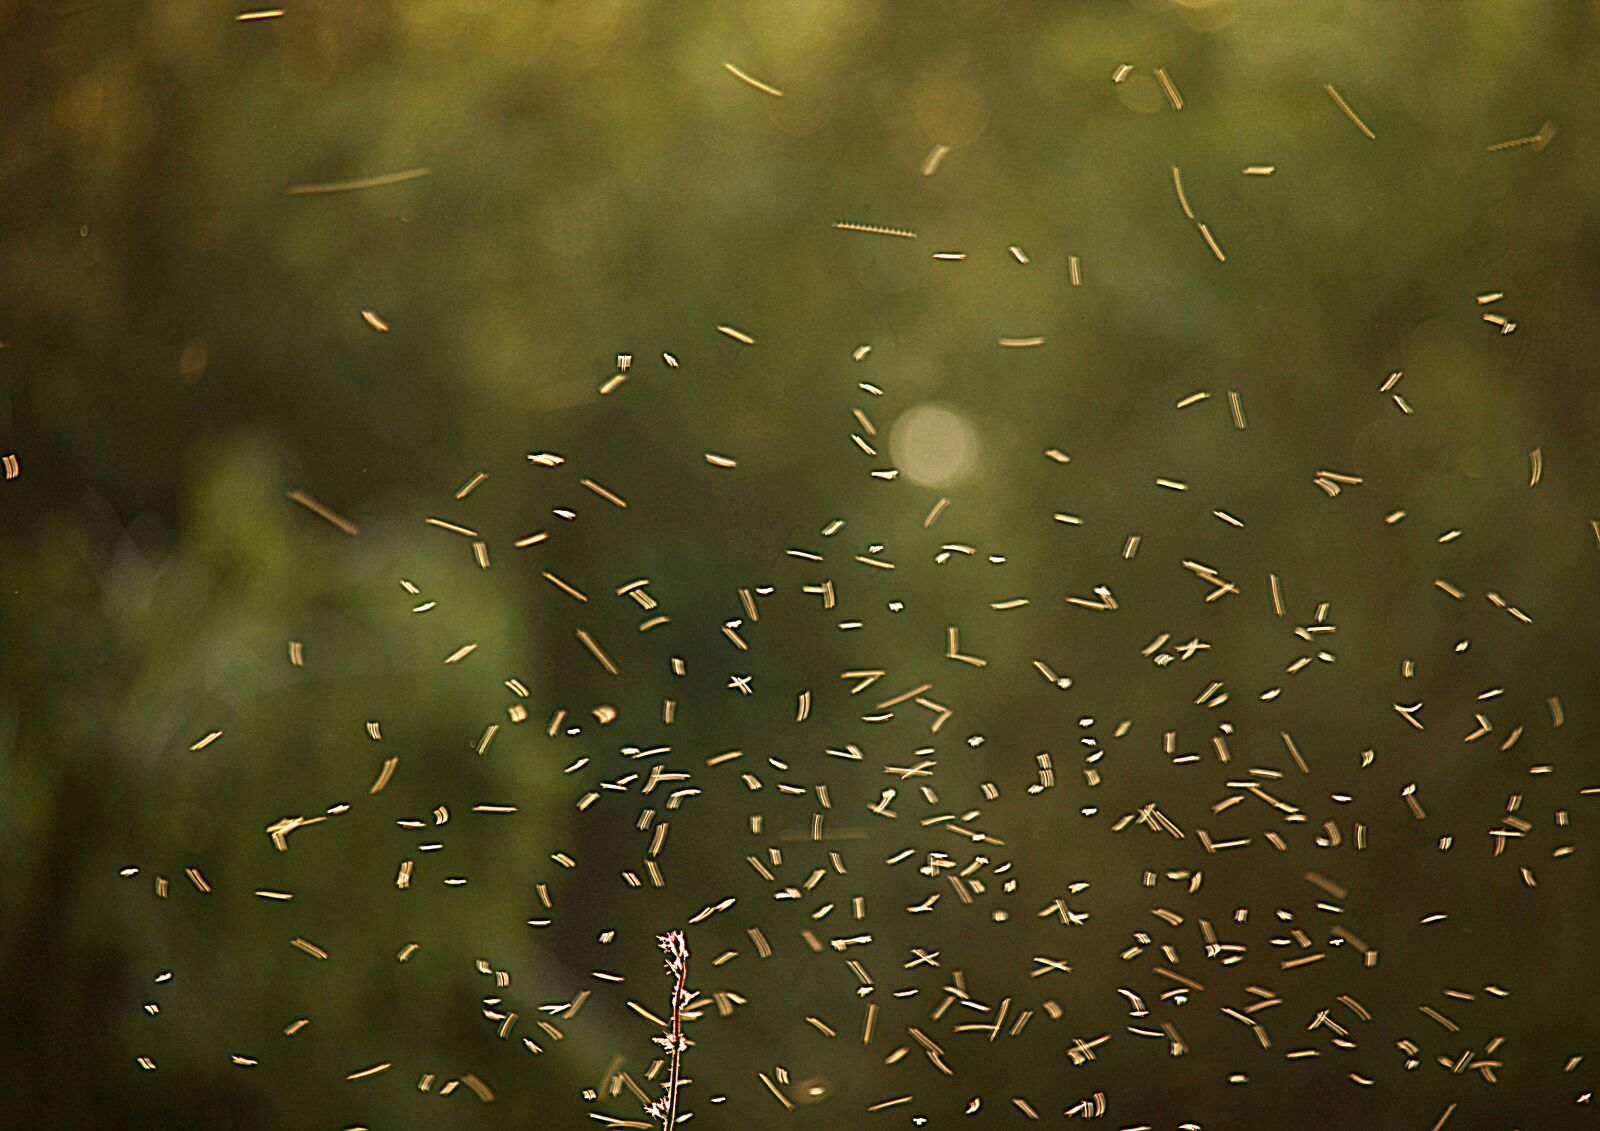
891 403 979 487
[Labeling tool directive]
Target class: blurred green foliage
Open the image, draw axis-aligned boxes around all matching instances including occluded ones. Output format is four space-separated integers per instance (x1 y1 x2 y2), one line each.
3 1 1600 1128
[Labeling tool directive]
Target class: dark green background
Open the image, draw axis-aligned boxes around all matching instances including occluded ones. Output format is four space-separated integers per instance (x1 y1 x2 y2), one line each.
3 1 1598 1128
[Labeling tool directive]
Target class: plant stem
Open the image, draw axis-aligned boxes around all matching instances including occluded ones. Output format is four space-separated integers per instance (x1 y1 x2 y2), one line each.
664 958 686 1131
653 930 690 1131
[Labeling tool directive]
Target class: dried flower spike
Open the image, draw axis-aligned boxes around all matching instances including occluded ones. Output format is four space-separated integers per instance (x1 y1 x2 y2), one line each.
647 931 691 1130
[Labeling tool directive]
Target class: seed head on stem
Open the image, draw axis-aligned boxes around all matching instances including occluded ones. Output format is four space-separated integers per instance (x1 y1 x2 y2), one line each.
646 931 690 1130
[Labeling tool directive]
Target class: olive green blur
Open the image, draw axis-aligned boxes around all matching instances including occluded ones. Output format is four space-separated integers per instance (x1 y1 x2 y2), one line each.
3 1 1599 1129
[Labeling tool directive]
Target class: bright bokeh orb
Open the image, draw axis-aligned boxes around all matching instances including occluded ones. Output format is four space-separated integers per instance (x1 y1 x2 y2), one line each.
891 402 979 487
